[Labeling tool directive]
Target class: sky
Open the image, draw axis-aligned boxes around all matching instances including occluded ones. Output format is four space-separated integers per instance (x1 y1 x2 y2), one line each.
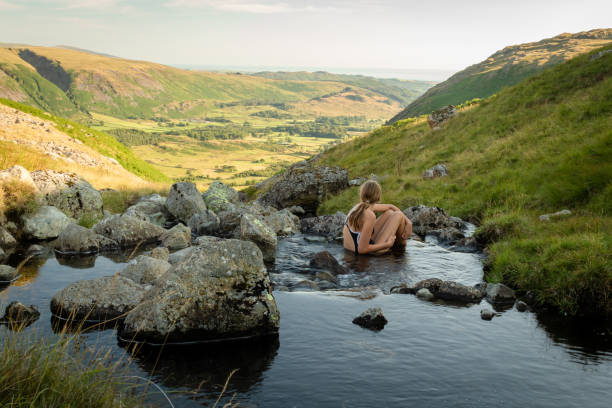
0 0 610 78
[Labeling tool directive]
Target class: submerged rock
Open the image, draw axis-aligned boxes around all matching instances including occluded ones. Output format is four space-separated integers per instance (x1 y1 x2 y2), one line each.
480 309 495 321
309 251 348 275
0 301 40 325
22 205 73 240
118 239 279 344
427 105 456 130
422 164 448 179
166 182 206 224
292 279 320 291
352 307 388 331
486 283 516 304
240 213 277 262
0 265 18 282
416 288 434 300
53 223 118 254
160 224 191 250
51 276 147 321
93 214 164 247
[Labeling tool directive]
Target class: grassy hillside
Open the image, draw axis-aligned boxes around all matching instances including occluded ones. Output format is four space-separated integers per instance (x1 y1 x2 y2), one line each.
388 28 612 122
252 71 435 106
318 45 612 317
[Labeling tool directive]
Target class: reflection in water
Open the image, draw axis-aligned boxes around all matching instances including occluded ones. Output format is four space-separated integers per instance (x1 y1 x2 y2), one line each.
56 253 97 269
9 255 48 287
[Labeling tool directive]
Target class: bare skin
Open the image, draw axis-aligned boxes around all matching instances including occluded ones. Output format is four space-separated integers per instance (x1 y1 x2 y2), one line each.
343 203 413 255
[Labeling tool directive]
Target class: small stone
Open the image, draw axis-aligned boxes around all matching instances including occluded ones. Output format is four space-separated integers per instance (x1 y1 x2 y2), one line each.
309 251 348 275
416 288 434 300
0 301 40 324
481 309 495 321
516 300 528 312
315 270 339 284
352 307 388 331
0 265 18 282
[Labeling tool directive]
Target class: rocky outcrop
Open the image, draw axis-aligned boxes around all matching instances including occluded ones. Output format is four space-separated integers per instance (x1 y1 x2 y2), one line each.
202 181 239 213
0 301 40 325
239 213 277 262
0 265 19 282
93 214 164 247
31 170 103 221
188 209 220 236
22 205 73 240
402 205 465 238
53 223 118 254
257 161 348 215
422 164 448 179
263 209 300 236
427 105 456 130
118 255 171 285
166 182 207 224
160 224 191 250
51 276 147 321
300 212 345 238
352 308 387 331
118 239 279 344
309 251 348 275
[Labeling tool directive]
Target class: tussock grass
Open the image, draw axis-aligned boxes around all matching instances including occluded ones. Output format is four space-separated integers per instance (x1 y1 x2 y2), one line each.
101 186 169 214
0 179 39 221
319 45 612 316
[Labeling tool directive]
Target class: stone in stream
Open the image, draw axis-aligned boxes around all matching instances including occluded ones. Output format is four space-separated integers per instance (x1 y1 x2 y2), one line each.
53 223 118 254
118 239 279 344
201 181 239 213
486 283 516 304
480 309 495 321
51 276 147 322
309 251 348 275
118 255 172 285
516 300 529 312
93 214 164 247
352 308 388 331
239 213 277 262
0 301 40 325
166 182 207 224
315 270 339 284
416 288 435 300
188 209 220 236
436 281 484 303
0 265 18 282
0 226 17 249
160 224 191 250
22 205 73 240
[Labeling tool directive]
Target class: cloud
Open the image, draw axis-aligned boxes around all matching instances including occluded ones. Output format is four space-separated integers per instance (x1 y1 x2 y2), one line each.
163 0 338 14
0 0 22 10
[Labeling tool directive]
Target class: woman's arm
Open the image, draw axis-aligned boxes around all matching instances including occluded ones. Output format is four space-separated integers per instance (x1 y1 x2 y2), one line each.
371 203 400 213
357 211 395 253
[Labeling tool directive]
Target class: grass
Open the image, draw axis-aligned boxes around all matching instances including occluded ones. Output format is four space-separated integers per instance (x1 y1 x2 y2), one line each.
0 179 39 223
101 186 169 214
317 44 612 316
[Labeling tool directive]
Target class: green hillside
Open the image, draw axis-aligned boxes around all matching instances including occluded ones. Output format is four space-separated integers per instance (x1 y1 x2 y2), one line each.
318 45 612 317
388 28 612 123
252 71 435 106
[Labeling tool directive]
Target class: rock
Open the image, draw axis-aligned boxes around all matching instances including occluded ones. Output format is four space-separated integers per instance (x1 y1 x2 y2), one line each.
26 244 47 256
427 105 456 130
516 300 528 312
150 247 169 261
0 226 17 249
22 205 73 240
539 209 572 222
93 214 164 247
202 181 239 213
53 223 118 254
239 213 277 262
480 309 495 321
352 307 388 331
160 224 191 250
309 251 348 275
51 276 147 321
118 255 171 285
193 235 224 246
118 239 279 344
124 199 168 227
0 301 40 324
416 288 434 300
304 236 327 243
257 162 348 215
287 206 305 216
166 182 206 224
301 212 346 238
349 177 367 186
403 205 466 237
428 227 465 244
0 265 18 282
486 283 516 304
414 278 443 294
264 209 300 236
31 170 103 221
0 165 38 191
292 279 320 291
422 164 448 179
315 270 339 284
188 209 220 236
437 281 483 302
0 247 5 263
167 246 195 265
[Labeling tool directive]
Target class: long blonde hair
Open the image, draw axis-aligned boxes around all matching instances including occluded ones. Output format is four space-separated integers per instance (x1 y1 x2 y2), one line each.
348 180 381 230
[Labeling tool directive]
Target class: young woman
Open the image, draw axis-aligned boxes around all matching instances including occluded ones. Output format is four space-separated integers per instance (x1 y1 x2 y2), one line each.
343 180 412 255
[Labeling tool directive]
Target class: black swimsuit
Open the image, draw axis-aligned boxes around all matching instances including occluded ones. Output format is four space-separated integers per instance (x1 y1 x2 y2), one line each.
344 221 374 255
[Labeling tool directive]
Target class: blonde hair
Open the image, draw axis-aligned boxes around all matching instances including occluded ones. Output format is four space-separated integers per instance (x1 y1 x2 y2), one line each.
348 180 381 230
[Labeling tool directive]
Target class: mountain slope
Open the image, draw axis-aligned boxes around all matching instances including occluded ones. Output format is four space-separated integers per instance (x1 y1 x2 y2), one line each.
318 44 612 316
388 28 612 123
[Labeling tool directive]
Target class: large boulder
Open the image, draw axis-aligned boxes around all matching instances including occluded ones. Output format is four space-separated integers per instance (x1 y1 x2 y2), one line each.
118 239 279 344
22 205 73 240
0 165 38 191
166 182 206 224
53 223 118 254
202 181 239 213
240 214 277 262
51 276 147 321
257 161 348 215
0 226 17 249
93 214 164 247
301 212 346 238
118 255 171 285
30 170 103 221
160 224 191 250
427 105 456 130
188 209 220 236
403 205 466 237
263 209 300 236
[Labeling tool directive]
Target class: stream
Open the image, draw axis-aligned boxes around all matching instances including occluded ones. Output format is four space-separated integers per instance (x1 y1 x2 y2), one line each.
1 234 611 407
